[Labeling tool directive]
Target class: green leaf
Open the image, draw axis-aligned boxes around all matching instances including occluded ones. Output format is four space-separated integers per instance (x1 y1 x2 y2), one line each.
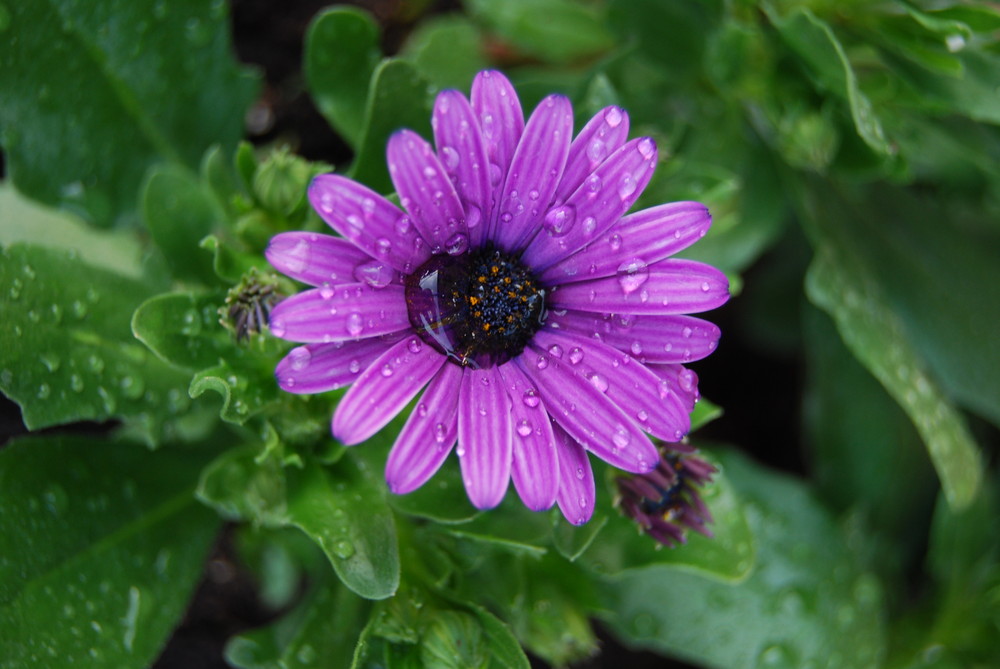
196 445 288 526
770 8 893 157
0 184 163 282
304 7 381 150
806 248 981 510
132 291 231 371
801 183 987 509
579 452 755 582
284 456 400 600
386 459 480 525
0 436 219 668
466 0 613 65
0 0 258 227
189 356 283 425
225 568 370 669
402 15 488 90
141 165 222 284
349 59 436 194
0 243 193 445
603 450 886 669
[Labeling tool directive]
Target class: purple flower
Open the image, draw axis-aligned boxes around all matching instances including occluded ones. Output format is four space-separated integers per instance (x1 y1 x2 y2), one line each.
266 70 728 524
615 451 717 547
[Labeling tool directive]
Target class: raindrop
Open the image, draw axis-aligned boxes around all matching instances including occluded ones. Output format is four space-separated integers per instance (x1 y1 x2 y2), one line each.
37 383 51 399
86 354 105 374
441 146 459 171
375 237 392 256
581 217 597 236
586 175 602 194
636 409 649 422
49 304 62 324
568 347 584 364
535 355 549 370
466 204 482 229
637 138 655 159
333 540 355 559
70 374 84 393
270 318 286 337
395 216 412 235
41 353 61 372
346 313 364 337
589 373 609 393
319 283 335 299
408 338 423 354
434 423 447 443
71 300 88 319
522 389 540 407
575 467 585 480
381 363 394 378
543 205 576 237
180 309 202 336
617 259 649 295
348 359 361 374
609 234 622 251
353 260 394 288
444 233 469 256
701 281 711 292
618 174 637 199
516 420 532 437
289 347 311 371
612 426 631 449
630 341 643 356
586 139 607 164
604 107 623 128
547 344 563 358
120 376 145 399
8 278 22 300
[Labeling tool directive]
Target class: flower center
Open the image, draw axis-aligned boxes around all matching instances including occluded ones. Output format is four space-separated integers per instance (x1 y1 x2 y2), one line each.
404 245 547 368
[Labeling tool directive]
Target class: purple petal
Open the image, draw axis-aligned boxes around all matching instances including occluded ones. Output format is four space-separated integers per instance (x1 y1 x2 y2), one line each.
332 336 446 445
385 363 463 495
471 70 524 212
266 232 399 288
532 329 690 442
268 284 409 343
540 202 711 286
647 364 700 413
550 311 721 364
553 425 595 526
432 90 492 249
554 106 630 205
275 338 398 394
548 259 730 316
308 175 430 273
457 366 512 509
387 130 468 254
497 361 559 511
491 95 574 251
515 346 658 473
521 137 659 272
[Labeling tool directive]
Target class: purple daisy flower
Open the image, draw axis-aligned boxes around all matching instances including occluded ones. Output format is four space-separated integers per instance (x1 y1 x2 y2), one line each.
266 70 728 524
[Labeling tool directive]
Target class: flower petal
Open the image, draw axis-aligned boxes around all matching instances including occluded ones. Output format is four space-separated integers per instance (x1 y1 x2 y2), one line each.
492 94 574 251
548 259 730 315
554 106 630 205
275 338 397 394
550 311 721 364
515 346 658 473
497 361 559 511
387 130 468 253
539 201 711 286
268 284 409 343
647 363 700 412
432 90 492 249
332 336 446 445
471 70 524 211
457 366 512 509
266 232 399 288
308 174 430 273
385 363 463 495
533 329 690 442
553 425 595 526
522 137 659 272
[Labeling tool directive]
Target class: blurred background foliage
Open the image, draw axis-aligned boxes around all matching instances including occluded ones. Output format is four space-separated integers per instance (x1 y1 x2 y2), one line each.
1 0 999 667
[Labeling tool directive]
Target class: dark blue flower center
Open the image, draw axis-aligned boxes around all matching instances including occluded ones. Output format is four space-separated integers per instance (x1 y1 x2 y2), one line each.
404 245 547 368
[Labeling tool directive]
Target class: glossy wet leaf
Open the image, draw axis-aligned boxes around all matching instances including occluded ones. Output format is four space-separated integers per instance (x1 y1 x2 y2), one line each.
349 59 435 194
769 8 893 157
603 450 886 668
0 243 193 445
284 455 400 600
189 356 283 426
0 0 258 227
807 249 981 510
196 445 288 526
141 164 222 284
225 569 370 669
0 436 219 669
402 16 488 90
305 7 381 150
132 291 232 371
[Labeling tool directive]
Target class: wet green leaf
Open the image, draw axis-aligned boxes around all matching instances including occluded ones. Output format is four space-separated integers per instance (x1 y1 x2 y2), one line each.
603 450 886 669
0 243 192 445
467 0 612 65
284 455 400 600
0 435 219 669
141 164 222 284
132 291 231 371
0 0 258 227
349 59 436 194
196 445 288 526
305 7 381 150
189 355 282 426
403 16 487 90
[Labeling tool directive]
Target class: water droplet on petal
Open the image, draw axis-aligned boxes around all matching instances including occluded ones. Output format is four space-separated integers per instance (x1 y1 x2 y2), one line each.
587 139 607 164
604 107 623 128
589 373 609 393
617 259 649 295
375 238 392 256
547 344 563 358
441 146 460 171
618 174 637 199
445 233 469 256
346 313 364 337
522 389 540 407
612 426 631 449
408 338 423 354
289 346 312 371
466 204 482 229
568 347 584 364
349 359 361 374
609 234 622 251
395 216 412 235
636 409 649 422
637 138 655 158
535 355 549 370
516 420 532 437
543 205 576 237
353 260 394 288
381 363 394 377
434 423 447 443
